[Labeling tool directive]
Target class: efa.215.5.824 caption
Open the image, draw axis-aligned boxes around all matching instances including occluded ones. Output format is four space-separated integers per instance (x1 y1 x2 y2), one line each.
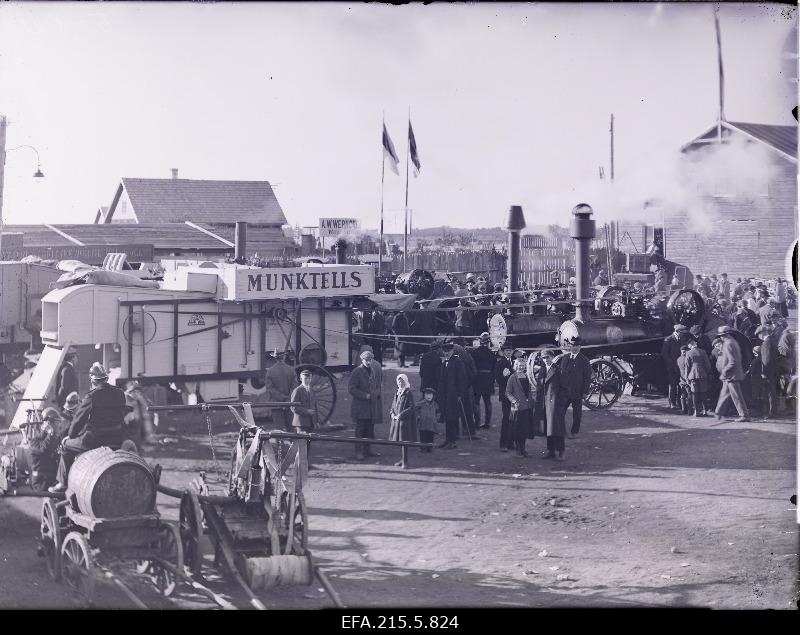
342 615 460 630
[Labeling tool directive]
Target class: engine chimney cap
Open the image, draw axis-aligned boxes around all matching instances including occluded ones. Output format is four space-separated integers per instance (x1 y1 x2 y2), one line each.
572 203 594 217
504 205 527 231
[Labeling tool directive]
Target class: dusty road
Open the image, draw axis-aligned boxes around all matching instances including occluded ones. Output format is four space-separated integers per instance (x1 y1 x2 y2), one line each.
1 366 797 609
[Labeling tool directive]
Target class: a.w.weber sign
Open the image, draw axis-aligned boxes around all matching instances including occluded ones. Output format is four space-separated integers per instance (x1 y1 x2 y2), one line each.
230 265 375 300
318 217 359 238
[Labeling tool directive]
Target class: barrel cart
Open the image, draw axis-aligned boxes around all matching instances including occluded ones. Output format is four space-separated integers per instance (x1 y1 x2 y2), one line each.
149 402 432 610
39 446 184 607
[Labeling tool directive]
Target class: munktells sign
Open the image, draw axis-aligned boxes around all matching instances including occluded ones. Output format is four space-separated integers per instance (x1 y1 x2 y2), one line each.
230 265 375 300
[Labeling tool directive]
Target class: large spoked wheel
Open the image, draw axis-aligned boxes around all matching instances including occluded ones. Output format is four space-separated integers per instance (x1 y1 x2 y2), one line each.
40 499 62 581
179 491 205 577
151 522 183 597
61 531 95 606
279 491 308 554
295 364 337 426
666 289 706 327
584 359 624 410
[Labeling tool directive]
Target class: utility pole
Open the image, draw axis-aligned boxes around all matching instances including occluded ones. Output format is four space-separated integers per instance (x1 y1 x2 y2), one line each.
609 114 615 182
0 115 7 259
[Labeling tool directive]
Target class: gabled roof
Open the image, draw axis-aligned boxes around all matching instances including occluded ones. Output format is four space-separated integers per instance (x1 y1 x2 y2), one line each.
93 206 109 224
105 178 287 225
681 121 797 163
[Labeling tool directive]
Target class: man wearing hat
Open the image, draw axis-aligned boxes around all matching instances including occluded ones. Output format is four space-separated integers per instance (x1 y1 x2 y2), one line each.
685 339 712 417
494 343 515 451
661 324 689 410
774 278 788 317
758 297 780 328
756 325 780 419
55 350 79 409
349 351 377 460
471 332 496 429
714 326 750 422
264 350 298 432
689 325 713 358
419 340 443 396
49 362 126 492
718 273 731 301
556 338 592 436
436 341 469 448
60 391 81 424
676 344 693 415
24 407 63 491
454 292 476 338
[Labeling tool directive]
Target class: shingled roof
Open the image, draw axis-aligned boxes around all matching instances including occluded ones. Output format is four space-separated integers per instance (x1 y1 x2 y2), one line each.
682 121 798 162
105 178 287 225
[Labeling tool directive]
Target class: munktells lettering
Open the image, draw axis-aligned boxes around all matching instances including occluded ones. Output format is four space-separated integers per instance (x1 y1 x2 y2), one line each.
245 270 363 294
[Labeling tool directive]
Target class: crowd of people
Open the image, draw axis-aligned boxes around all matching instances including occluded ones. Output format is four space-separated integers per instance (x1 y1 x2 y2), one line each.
661 273 797 422
347 333 594 468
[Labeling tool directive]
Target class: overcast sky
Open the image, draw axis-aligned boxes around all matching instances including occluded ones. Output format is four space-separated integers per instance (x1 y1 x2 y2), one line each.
0 2 796 232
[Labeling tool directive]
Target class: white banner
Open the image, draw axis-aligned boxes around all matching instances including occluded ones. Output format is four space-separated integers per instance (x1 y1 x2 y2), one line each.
319 217 360 238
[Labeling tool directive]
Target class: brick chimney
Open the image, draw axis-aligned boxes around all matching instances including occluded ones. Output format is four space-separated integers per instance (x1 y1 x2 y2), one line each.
171 168 179 180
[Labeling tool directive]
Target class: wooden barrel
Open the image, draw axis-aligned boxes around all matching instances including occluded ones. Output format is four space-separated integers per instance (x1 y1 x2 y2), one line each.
67 448 156 518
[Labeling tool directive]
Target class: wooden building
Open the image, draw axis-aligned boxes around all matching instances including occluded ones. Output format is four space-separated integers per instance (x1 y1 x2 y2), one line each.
617 121 797 280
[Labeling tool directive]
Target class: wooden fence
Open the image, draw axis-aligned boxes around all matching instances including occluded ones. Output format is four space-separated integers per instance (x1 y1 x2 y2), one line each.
389 249 507 277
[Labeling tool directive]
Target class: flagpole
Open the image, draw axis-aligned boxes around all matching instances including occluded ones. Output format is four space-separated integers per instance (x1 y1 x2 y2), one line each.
380 114 385 278
403 108 411 273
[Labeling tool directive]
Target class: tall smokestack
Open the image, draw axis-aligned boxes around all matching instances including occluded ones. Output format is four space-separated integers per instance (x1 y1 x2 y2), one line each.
235 221 247 260
171 168 179 180
570 203 596 323
504 205 526 294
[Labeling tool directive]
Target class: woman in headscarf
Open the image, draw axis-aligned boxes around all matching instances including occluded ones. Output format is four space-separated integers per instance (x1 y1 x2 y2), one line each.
504 358 535 457
389 374 418 469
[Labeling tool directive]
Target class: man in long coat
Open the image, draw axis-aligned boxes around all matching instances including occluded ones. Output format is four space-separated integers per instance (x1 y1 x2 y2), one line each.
542 348 569 460
419 341 443 395
264 352 297 431
557 340 593 437
661 324 688 409
757 325 780 419
348 351 375 461
453 343 480 439
714 326 750 422
436 342 468 449
494 343 515 451
685 339 712 417
55 351 79 409
471 332 496 429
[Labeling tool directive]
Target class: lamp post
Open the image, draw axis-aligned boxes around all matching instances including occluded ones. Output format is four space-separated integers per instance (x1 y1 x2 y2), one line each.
0 115 46 258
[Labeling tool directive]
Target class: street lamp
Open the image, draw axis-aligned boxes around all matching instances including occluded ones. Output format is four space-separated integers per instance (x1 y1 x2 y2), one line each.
0 115 46 258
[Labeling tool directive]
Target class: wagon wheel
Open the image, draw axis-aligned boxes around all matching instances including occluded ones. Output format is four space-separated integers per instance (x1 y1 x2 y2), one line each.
40 498 62 581
279 491 308 553
666 289 706 328
61 531 95 606
295 364 337 426
584 359 624 410
179 491 205 577
149 522 183 597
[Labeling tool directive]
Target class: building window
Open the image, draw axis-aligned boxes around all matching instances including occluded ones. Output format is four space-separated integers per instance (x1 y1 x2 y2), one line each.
713 178 736 198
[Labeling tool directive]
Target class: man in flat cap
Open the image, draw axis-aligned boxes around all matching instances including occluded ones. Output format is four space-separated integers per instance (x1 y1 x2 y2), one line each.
436 341 468 449
471 332 496 429
661 324 689 410
714 326 750 422
349 351 376 460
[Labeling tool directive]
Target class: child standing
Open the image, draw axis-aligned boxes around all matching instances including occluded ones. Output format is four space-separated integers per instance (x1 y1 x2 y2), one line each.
415 387 440 452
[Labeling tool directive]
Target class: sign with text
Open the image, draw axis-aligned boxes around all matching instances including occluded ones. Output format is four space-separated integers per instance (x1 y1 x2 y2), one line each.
318 217 360 238
231 265 375 300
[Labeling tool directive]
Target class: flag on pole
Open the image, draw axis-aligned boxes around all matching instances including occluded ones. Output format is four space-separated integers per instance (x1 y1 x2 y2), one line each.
409 120 421 177
382 123 400 175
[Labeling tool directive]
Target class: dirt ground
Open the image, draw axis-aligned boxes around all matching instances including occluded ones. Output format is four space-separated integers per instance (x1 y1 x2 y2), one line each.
0 364 797 610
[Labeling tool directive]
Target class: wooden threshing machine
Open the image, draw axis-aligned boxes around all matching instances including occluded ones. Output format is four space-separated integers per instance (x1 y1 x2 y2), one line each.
14 262 378 428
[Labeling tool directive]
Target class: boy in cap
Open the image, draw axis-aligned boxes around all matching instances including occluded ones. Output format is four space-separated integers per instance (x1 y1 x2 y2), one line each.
415 387 439 452
676 344 693 415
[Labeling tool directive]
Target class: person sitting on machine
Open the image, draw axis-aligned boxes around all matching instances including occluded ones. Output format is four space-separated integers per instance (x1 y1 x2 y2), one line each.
26 407 63 491
49 363 126 493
